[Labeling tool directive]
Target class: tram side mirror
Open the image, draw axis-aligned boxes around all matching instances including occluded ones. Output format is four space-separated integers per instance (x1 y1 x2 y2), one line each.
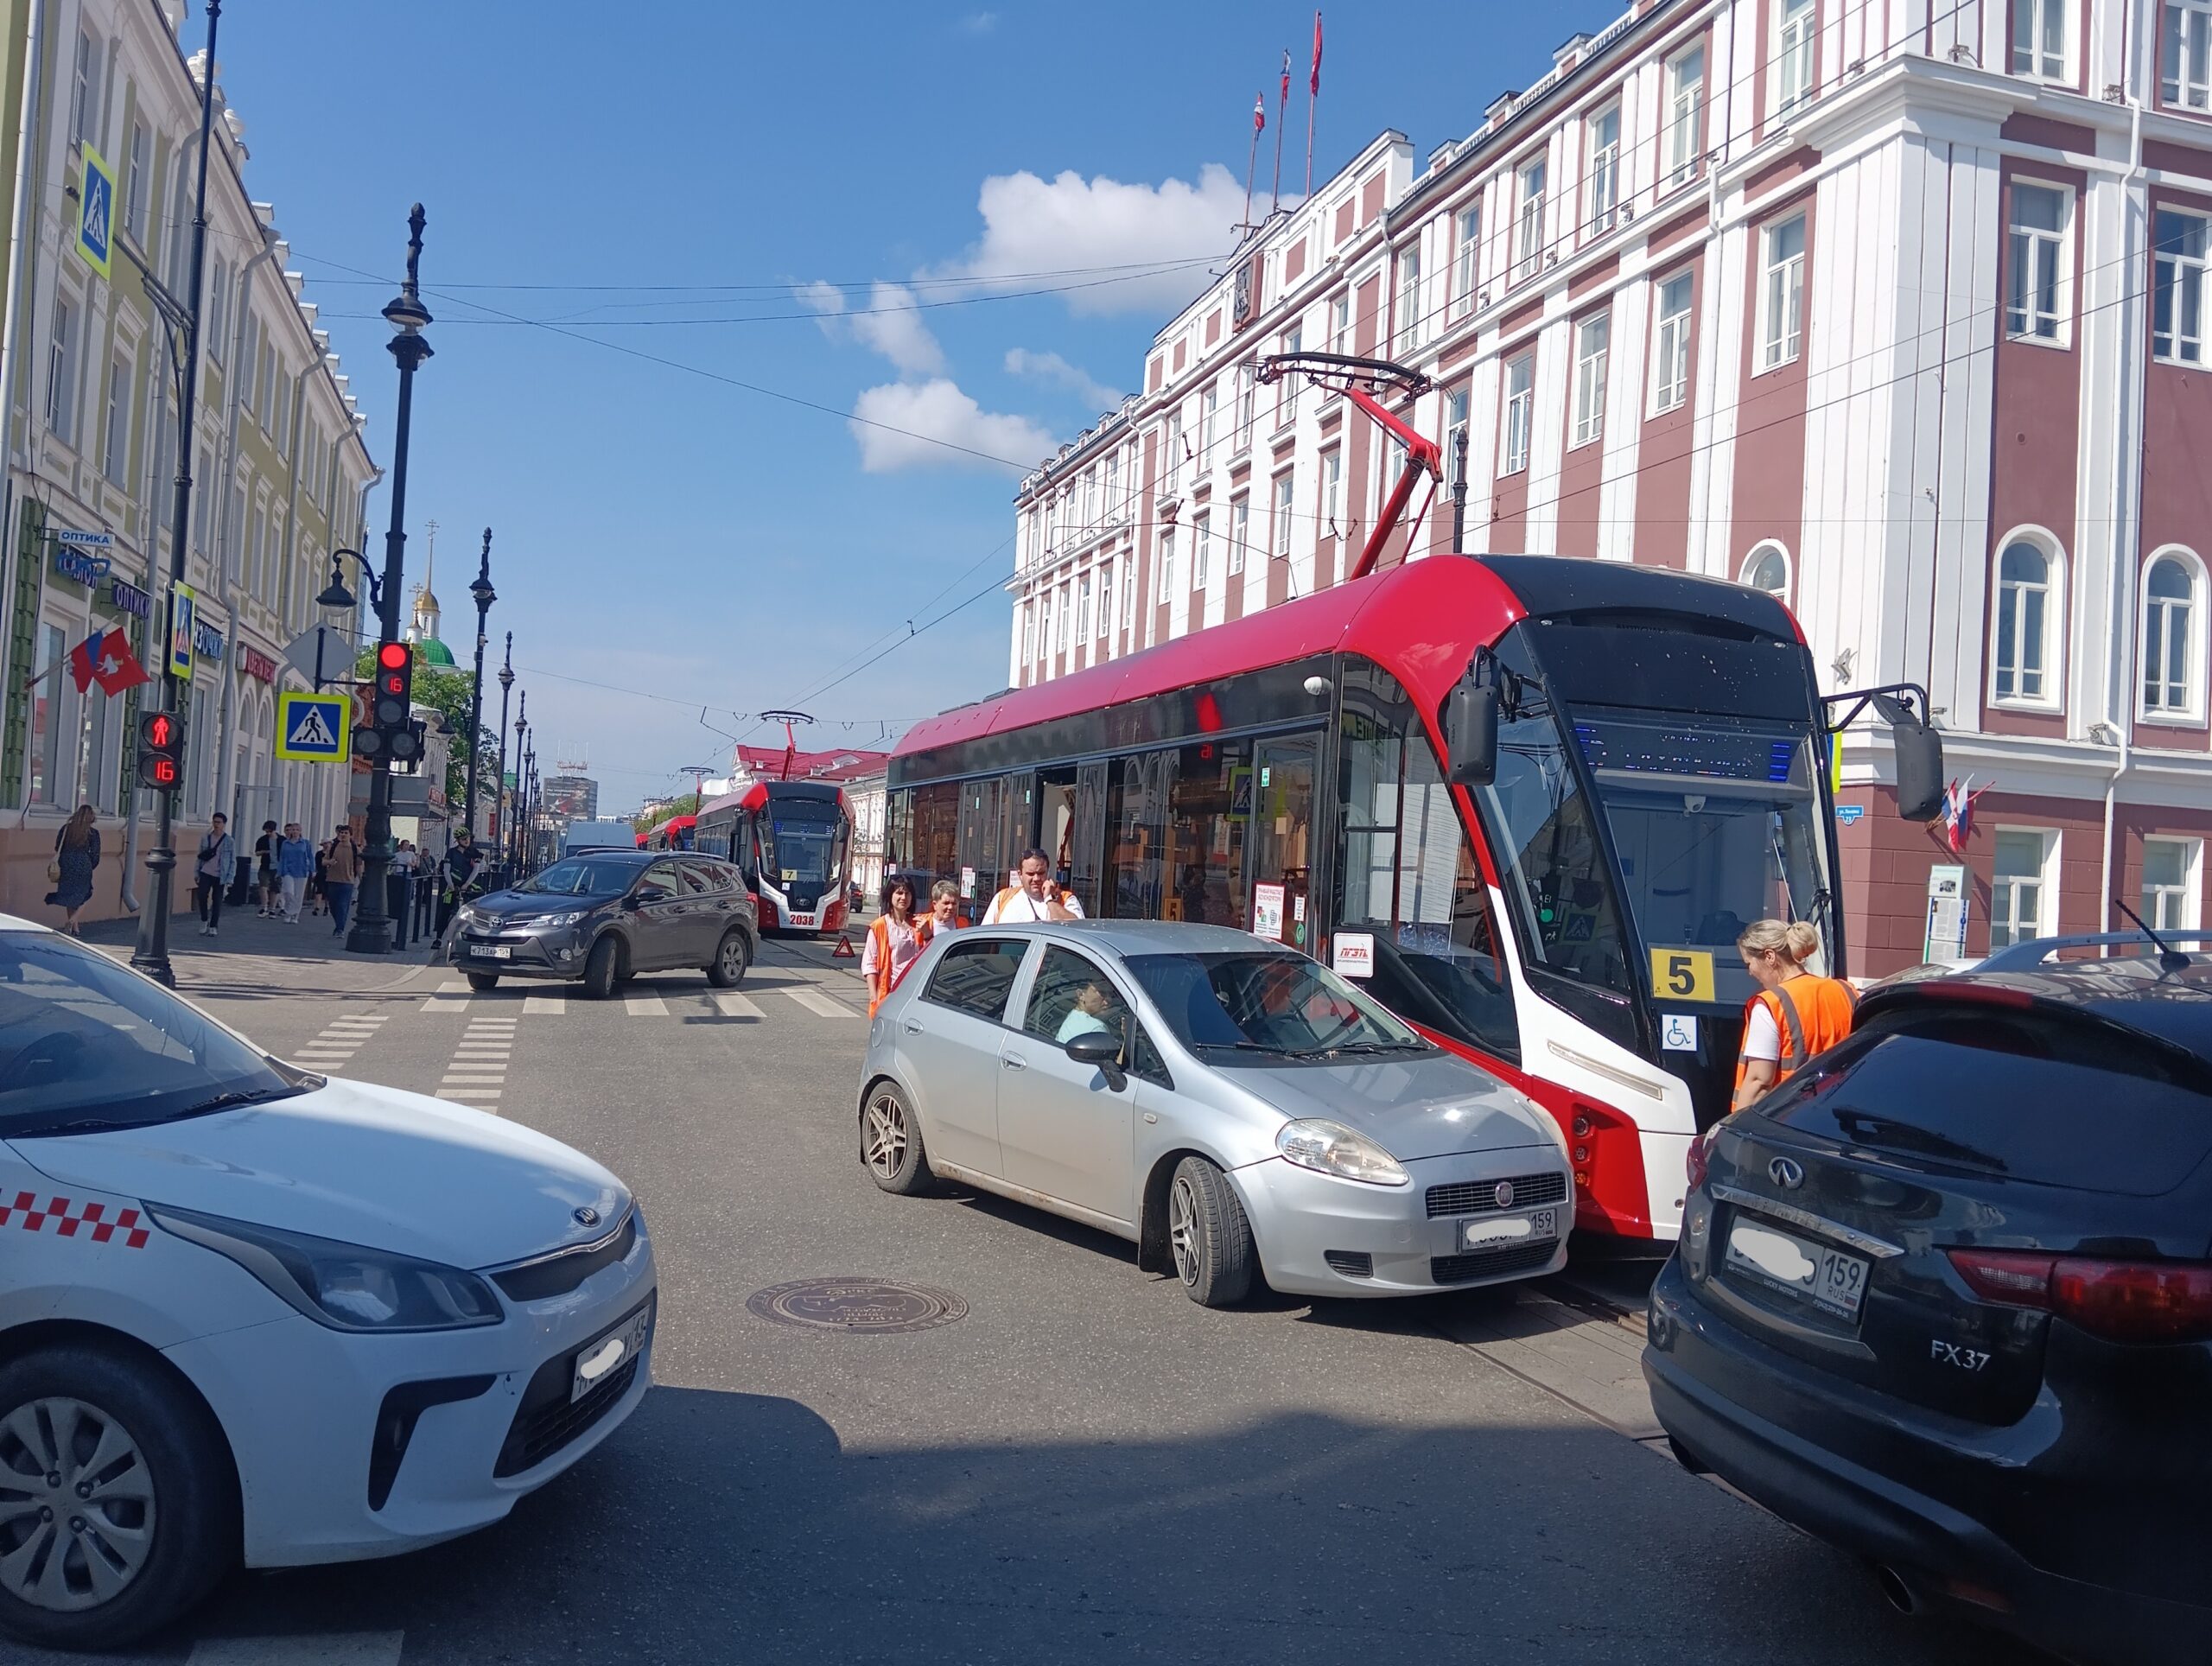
1446 680 1499 787
1889 717 1945 823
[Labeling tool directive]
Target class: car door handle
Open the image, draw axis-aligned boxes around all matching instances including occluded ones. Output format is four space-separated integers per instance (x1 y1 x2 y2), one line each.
1001 1055 1027 1071
902 1020 925 1035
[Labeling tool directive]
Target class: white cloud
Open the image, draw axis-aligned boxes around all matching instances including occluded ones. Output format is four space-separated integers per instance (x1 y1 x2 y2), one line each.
797 280 944 375
959 10 998 32
930 165 1246 315
1004 347 1123 410
850 379 1054 474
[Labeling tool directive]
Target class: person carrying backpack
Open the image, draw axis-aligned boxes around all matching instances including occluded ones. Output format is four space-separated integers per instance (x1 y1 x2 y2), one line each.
1732 919 1856 1110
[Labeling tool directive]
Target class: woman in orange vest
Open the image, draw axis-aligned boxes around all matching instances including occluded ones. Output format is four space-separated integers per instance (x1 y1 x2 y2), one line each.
862 878 929 1018
1732 919 1857 1110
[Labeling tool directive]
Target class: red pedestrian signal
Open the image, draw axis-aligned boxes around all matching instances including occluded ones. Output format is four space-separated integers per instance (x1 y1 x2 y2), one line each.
377 642 410 671
371 640 414 731
137 708 185 792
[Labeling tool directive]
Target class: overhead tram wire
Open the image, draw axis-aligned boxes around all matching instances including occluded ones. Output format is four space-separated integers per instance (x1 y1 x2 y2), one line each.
285 252 1232 296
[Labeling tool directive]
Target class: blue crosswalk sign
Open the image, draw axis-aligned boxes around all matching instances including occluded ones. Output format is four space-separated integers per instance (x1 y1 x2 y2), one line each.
276 691 349 762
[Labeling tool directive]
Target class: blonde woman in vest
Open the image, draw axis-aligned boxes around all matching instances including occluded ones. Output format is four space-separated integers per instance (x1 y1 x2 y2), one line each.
863 877 929 1017
1732 919 1857 1110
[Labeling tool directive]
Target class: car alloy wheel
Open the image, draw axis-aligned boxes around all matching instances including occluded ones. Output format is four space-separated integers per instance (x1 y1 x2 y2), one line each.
1168 1173 1202 1287
0 1396 158 1612
863 1091 909 1181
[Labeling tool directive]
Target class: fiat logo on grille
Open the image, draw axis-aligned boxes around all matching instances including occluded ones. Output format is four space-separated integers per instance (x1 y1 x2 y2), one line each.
1768 1156 1805 1191
574 1205 601 1227
1492 1180 1516 1209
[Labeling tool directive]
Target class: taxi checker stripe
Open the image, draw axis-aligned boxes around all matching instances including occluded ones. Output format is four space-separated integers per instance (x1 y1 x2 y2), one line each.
0 1191 149 1248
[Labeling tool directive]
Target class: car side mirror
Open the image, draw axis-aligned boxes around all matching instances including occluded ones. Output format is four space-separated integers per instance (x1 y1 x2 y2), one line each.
1891 717 1944 823
1446 679 1498 787
1065 1028 1128 1090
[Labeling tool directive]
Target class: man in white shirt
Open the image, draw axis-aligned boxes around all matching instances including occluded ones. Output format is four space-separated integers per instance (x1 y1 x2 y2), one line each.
982 849 1085 924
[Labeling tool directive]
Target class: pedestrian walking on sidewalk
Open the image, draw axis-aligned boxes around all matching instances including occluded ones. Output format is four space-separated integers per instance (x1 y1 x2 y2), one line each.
324 823 360 938
862 878 928 1018
388 843 415 950
45 804 99 935
277 823 315 921
194 814 233 938
253 821 279 916
1732 919 1857 1111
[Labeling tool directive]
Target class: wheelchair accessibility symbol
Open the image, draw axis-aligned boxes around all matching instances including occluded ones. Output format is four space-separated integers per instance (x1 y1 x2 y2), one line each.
1662 1014 1699 1052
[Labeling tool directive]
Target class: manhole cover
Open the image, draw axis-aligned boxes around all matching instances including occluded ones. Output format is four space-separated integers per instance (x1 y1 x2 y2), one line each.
746 1278 967 1333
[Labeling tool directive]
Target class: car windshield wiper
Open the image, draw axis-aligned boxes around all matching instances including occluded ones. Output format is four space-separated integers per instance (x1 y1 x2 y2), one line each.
168 1084 306 1120
1283 1039 1423 1059
1198 1039 1298 1054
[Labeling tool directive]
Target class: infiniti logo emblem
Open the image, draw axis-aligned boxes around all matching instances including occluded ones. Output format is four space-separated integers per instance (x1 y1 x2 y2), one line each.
574 1205 601 1227
1493 1180 1516 1209
1768 1156 1805 1191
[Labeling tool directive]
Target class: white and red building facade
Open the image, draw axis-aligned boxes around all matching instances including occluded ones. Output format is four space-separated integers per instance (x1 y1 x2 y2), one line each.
1009 0 2212 976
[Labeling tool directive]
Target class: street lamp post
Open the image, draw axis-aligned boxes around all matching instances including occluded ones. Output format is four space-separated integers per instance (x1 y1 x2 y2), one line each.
511 694 527 873
524 747 537 870
347 205 434 955
461 528 494 844
130 0 222 988
493 633 513 881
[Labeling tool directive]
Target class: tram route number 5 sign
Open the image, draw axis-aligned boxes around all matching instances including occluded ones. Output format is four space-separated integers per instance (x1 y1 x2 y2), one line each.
1648 947 1715 1002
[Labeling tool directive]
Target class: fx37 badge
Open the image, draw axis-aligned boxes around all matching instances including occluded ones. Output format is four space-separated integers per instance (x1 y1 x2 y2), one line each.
1930 1339 1992 1371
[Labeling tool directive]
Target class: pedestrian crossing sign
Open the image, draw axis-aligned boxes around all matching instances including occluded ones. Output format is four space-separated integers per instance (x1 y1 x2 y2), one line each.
276 690 350 762
75 144 115 280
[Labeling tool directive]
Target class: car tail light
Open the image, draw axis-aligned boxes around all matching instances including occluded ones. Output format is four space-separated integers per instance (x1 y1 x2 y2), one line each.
1684 1125 1719 1192
1948 1248 2212 1345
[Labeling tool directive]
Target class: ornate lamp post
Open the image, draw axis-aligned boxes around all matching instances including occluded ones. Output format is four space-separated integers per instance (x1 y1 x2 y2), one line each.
493 633 513 881
512 694 527 873
461 528 494 843
347 205 434 955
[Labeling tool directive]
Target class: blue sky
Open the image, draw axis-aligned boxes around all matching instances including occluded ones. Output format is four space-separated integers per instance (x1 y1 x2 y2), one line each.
218 1 1618 811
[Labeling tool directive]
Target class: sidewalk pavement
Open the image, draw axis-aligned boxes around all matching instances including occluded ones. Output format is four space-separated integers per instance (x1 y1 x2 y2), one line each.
74 901 448 1003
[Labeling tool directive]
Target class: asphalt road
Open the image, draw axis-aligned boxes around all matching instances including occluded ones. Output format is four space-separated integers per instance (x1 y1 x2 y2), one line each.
12 929 2045 1666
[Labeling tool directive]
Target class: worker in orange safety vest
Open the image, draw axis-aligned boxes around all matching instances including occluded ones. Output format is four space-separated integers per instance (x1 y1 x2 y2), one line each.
982 848 1084 925
1731 919 1857 1110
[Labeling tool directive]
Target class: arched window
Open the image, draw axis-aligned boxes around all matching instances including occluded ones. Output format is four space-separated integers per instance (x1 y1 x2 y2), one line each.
1739 542 1790 601
1993 537 2059 704
2144 551 2202 718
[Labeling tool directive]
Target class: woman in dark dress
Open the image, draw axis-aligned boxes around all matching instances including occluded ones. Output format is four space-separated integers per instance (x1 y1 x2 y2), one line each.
47 804 99 934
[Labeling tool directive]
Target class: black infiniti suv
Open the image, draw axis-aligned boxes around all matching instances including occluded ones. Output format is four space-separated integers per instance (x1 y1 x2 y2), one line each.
1644 959 2212 1664
449 850 756 999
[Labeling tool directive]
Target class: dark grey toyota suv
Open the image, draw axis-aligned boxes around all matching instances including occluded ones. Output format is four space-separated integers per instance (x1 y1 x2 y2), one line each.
449 850 756 999
1644 960 2212 1665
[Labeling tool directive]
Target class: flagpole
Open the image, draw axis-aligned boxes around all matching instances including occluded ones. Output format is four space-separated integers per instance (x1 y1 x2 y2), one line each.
1271 51 1288 211
1243 99 1261 232
1306 11 1322 199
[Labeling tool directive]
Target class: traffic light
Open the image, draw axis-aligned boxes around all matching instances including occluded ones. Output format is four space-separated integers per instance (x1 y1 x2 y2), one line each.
136 709 184 792
353 641 423 765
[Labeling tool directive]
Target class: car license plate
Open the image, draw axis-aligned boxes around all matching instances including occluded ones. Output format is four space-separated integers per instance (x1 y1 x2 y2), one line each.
1462 1207 1558 1250
1725 1216 1870 1318
570 1304 651 1403
470 944 511 959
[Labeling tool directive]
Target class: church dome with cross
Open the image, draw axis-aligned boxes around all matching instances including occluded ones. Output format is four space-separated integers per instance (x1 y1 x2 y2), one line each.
404 525 458 666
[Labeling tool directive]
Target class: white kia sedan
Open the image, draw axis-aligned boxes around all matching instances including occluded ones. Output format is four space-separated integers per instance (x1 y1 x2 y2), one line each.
0 915 655 1650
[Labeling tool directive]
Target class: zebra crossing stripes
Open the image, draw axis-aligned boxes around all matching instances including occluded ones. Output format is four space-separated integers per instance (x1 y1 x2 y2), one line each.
439 1016 516 1110
292 1011 387 1069
410 983 862 1020
711 991 762 1020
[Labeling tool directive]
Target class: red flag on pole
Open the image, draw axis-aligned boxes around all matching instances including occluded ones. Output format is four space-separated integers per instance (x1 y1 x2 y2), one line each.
1311 11 1324 95
1281 49 1291 105
91 628 152 696
1253 93 1266 133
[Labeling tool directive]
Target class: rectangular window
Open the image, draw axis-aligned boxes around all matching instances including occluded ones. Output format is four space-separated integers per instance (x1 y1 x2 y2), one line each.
1453 206 1481 311
1020 606 1036 665
1274 472 1295 559
1501 354 1534 474
2165 0 2212 108
1515 156 1548 280
102 357 131 487
1193 512 1211 588
2144 556 2198 715
1104 450 1121 520
1586 105 1620 233
1667 46 1706 186
2007 182 2069 342
124 119 149 242
1652 270 1694 412
1279 325 1302 424
69 28 97 145
1445 387 1470 489
1573 315 1610 447
1994 543 2054 703
1199 384 1217 467
1237 362 1256 442
1760 213 1808 371
2155 208 2209 365
1077 574 1092 641
1321 448 1343 531
1121 556 1136 626
29 624 62 804
1157 530 1175 603
2142 836 2202 932
1776 0 1817 114
45 296 78 443
1163 412 1182 495
1989 829 2056 949
1229 497 1249 576
2012 0 2070 80
1331 291 1351 354
1056 584 1071 652
1396 245 1423 352
1096 569 1112 639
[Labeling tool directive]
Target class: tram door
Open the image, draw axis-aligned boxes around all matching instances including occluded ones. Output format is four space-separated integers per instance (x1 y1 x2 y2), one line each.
1248 736 1317 951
